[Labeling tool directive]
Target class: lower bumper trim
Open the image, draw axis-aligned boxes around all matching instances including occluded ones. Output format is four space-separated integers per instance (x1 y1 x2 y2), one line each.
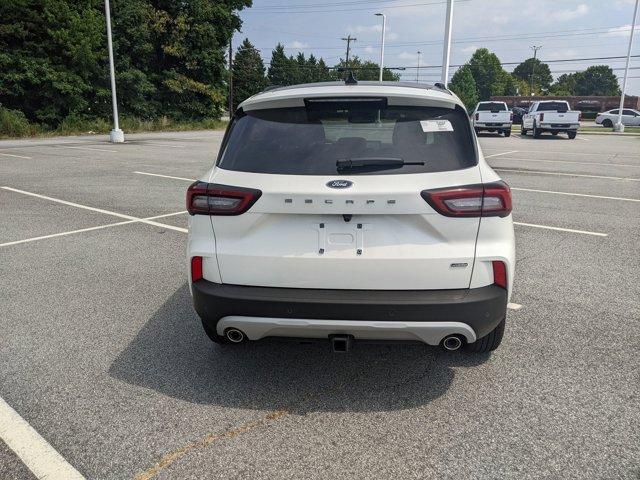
192 281 507 340
217 316 477 345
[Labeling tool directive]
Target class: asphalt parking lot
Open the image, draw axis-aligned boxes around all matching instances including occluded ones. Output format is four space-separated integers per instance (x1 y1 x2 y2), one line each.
1 130 639 479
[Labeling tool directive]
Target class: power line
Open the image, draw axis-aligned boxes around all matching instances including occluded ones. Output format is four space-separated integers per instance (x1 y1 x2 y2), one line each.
244 0 470 14
252 24 639 52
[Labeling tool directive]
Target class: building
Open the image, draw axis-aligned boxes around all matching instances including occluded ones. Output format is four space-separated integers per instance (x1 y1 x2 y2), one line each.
490 95 640 114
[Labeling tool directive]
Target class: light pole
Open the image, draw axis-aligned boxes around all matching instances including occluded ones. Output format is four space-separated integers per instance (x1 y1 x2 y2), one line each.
104 0 124 143
530 45 542 95
375 13 386 82
441 0 454 86
416 51 422 83
615 0 639 132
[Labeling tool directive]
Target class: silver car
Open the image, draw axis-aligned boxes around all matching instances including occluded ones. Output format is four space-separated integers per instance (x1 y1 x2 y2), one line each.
595 109 640 127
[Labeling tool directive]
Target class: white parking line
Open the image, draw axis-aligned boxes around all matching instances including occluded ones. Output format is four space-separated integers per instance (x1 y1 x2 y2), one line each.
514 221 607 237
496 168 640 182
507 303 523 311
0 212 186 248
484 150 519 158
58 146 117 153
134 171 195 182
0 152 32 159
138 142 186 149
0 396 85 480
511 187 640 203
482 148 639 158
488 156 640 169
577 136 590 141
1 187 188 233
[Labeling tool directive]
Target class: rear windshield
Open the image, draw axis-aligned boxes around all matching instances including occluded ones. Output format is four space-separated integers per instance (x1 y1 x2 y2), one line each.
218 101 476 175
537 102 569 112
477 102 507 112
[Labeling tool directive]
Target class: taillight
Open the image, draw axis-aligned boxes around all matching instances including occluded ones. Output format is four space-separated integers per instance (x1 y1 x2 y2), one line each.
510 112 513 122
421 181 512 218
539 113 544 122
492 261 507 289
475 113 479 121
191 256 203 282
186 181 262 215
578 111 582 121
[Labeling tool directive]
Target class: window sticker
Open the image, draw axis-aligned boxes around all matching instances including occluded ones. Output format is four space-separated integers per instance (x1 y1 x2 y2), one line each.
420 119 453 132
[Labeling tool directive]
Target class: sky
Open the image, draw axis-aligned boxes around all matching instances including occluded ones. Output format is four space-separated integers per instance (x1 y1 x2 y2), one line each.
234 0 640 95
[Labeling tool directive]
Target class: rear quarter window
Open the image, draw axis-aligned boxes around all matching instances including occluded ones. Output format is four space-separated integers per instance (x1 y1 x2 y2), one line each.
218 102 477 176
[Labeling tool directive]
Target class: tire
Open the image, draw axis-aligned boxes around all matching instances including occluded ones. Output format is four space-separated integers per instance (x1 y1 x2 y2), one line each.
504 129 511 137
567 131 577 139
602 119 613 128
533 122 541 138
465 318 505 353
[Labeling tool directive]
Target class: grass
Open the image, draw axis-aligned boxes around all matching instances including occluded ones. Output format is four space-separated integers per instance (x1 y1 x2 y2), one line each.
0 108 228 139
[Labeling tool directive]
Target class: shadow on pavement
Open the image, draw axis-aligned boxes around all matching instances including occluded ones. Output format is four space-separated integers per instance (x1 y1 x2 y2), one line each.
109 284 490 414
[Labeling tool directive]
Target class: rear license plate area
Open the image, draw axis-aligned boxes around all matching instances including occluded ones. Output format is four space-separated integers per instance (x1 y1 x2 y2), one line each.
317 220 366 256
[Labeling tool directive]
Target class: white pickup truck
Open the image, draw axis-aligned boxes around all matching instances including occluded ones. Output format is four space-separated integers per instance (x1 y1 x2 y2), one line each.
521 100 580 139
472 101 512 137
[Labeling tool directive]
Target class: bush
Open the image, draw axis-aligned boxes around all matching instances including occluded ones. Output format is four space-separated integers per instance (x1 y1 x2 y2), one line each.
0 107 32 137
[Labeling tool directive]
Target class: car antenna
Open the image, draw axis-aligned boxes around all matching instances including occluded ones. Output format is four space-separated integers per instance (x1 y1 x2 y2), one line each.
345 70 358 85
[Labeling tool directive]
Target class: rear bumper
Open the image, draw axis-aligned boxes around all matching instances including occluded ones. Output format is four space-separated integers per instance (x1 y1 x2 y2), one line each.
474 123 511 129
191 281 507 343
539 123 579 131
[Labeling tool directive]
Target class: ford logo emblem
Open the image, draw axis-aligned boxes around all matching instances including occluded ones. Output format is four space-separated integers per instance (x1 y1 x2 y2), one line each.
326 180 353 189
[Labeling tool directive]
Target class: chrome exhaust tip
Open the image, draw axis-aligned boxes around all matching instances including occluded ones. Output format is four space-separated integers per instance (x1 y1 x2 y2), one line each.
442 335 463 351
225 328 246 343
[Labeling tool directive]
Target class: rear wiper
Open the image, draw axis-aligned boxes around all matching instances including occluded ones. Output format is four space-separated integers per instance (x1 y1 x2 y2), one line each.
336 157 424 171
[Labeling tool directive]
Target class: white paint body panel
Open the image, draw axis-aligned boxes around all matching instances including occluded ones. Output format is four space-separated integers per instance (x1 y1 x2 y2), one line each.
207 167 483 290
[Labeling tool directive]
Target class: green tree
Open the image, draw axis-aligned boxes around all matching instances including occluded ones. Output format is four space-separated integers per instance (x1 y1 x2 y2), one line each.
467 48 509 100
512 57 553 93
0 0 106 126
574 65 620 96
449 65 478 111
549 73 578 95
0 0 251 127
332 56 400 82
267 43 294 86
231 38 265 109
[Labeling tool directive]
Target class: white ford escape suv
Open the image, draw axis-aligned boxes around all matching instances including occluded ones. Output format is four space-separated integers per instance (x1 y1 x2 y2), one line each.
187 81 515 353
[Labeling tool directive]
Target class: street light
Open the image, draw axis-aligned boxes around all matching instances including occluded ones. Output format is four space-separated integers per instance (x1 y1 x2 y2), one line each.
375 13 386 82
615 0 639 133
441 0 455 85
104 0 123 143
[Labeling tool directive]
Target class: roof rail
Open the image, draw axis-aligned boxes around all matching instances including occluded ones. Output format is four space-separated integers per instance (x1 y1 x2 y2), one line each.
262 85 283 92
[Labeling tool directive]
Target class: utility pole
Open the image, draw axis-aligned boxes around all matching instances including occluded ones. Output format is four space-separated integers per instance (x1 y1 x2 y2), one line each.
615 0 639 132
441 0 454 86
416 51 422 83
104 0 123 143
228 37 233 117
375 13 386 82
341 35 356 67
530 45 542 95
